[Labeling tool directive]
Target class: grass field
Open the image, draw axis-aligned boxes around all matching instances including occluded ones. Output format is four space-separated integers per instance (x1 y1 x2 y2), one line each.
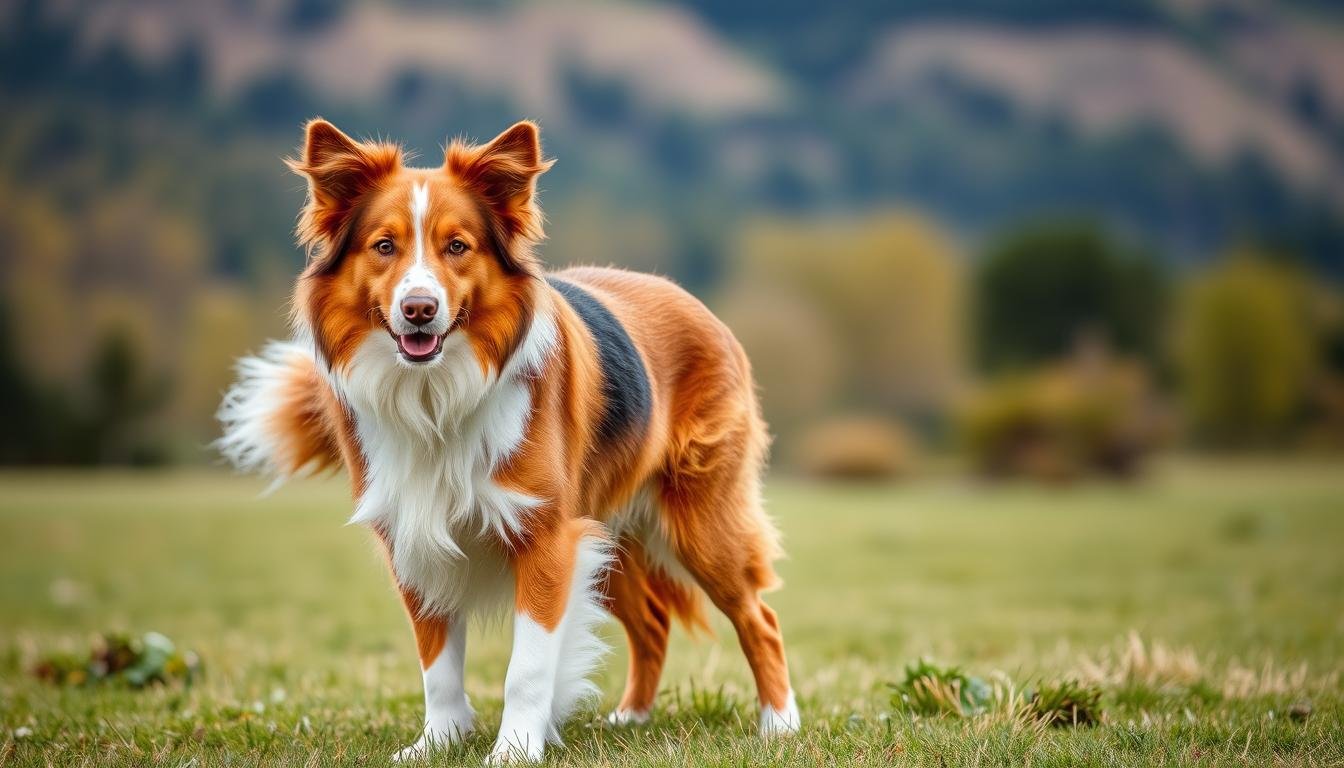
1 459 1342 766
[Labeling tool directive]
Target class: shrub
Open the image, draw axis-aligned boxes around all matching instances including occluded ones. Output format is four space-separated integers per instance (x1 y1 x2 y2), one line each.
1028 679 1103 727
32 632 201 688
793 416 915 480
959 344 1165 481
888 658 992 717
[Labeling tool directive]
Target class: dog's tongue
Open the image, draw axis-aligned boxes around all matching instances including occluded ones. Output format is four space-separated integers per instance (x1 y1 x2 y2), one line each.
399 333 438 357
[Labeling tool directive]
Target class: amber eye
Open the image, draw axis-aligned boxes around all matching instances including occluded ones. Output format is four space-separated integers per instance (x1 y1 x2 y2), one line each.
447 238 468 256
373 239 395 256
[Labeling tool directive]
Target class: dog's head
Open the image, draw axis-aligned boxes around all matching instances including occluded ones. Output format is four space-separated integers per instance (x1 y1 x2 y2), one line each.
288 119 552 372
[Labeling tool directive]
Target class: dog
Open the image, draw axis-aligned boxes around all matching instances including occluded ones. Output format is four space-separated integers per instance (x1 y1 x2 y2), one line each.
217 118 799 763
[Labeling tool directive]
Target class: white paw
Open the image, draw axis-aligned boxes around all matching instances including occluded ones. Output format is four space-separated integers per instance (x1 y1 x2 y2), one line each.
606 708 650 726
392 720 475 762
758 690 801 737
485 736 545 764
392 737 433 763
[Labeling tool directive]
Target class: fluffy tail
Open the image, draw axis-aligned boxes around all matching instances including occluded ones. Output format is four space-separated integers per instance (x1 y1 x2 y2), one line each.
215 340 342 484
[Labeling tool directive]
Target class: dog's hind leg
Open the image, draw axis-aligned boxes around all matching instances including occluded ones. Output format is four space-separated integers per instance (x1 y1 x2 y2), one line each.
605 539 669 725
658 422 800 736
605 537 707 724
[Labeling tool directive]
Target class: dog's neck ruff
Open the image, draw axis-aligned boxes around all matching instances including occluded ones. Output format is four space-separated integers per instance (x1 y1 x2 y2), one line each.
324 299 557 614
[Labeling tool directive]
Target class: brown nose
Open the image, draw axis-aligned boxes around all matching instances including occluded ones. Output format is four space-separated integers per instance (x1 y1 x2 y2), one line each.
400 295 438 327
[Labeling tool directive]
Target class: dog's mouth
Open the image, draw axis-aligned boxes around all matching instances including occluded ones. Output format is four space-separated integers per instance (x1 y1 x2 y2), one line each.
384 308 460 364
394 331 445 363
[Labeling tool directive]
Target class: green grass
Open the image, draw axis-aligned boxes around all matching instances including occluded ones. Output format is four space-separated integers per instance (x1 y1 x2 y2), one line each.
1 459 1342 766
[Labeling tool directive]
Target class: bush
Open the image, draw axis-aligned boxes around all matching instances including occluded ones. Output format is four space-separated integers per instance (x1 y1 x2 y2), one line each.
959 344 1165 481
793 416 915 480
1303 375 1344 451
32 632 201 688
1028 679 1103 727
888 659 992 718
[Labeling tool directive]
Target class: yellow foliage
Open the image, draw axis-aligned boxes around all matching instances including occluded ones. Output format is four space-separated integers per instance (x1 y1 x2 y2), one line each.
174 284 263 444
543 193 677 275
1 193 79 380
714 284 841 436
1174 254 1316 446
727 211 967 416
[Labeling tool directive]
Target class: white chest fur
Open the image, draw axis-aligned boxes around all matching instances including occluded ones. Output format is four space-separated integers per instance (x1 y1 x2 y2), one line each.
331 311 557 616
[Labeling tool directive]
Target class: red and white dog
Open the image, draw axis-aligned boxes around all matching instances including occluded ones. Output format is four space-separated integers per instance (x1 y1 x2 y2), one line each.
218 119 798 762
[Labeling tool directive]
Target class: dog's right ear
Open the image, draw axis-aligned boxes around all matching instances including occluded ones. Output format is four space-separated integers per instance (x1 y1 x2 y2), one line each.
286 119 402 270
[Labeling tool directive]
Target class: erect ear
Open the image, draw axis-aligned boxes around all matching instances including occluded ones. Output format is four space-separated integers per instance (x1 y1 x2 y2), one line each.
445 120 554 273
286 118 402 271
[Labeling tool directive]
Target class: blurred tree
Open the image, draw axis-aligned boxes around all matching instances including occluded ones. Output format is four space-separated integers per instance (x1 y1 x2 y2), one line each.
1 191 78 382
714 285 841 441
1304 286 1344 451
726 211 966 434
239 73 318 132
176 286 261 450
975 219 1167 372
0 302 77 464
561 58 634 130
87 328 167 465
286 0 348 33
0 303 166 464
1174 253 1316 448
544 194 678 276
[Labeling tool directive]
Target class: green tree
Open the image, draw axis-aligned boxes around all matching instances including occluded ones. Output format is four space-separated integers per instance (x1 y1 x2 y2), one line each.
1174 253 1316 447
975 220 1166 372
87 329 166 464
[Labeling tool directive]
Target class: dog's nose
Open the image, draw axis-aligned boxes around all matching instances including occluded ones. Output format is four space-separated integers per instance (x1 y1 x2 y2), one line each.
400 295 438 327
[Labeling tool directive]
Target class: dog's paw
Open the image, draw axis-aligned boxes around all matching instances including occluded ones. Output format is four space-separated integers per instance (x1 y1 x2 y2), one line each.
392 720 475 763
758 691 801 738
392 737 434 764
605 708 650 727
485 736 545 764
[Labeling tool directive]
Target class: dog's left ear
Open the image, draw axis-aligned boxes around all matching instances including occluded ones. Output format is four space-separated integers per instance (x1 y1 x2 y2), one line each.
446 121 555 273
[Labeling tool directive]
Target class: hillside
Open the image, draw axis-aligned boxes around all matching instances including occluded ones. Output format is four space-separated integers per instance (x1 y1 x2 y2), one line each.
1 0 1342 459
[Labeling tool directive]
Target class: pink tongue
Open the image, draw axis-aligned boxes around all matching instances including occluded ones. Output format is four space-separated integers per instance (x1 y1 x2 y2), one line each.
399 333 438 356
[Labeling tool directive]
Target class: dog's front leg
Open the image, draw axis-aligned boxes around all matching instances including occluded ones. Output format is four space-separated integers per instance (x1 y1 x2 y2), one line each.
393 594 475 762
488 518 611 764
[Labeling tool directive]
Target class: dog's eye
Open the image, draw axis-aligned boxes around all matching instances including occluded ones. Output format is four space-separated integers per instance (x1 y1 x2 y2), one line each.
447 238 468 255
373 239 395 256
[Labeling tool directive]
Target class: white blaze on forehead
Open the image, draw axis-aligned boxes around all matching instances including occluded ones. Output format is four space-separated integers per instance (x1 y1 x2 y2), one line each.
411 181 430 267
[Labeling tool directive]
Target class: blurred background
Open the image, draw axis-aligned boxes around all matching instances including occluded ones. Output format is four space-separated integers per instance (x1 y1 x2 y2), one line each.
2 0 1342 477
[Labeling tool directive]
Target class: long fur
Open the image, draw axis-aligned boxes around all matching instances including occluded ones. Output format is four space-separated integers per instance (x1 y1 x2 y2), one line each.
339 308 558 614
